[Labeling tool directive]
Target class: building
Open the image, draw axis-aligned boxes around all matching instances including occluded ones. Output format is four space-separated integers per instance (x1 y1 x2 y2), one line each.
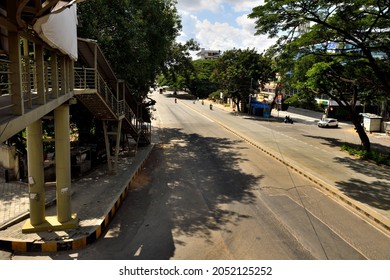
196 48 221 60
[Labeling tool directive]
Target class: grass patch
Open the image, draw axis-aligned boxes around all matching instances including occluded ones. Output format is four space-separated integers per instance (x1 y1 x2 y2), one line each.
341 143 390 166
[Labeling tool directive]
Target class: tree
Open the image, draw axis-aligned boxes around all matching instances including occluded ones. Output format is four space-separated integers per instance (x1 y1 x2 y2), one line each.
77 0 181 98
159 57 220 98
159 39 200 92
212 48 275 112
249 0 390 151
74 0 181 146
189 59 219 98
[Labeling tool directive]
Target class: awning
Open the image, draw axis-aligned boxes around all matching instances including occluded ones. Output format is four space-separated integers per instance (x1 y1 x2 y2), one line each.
33 1 78 60
250 102 271 109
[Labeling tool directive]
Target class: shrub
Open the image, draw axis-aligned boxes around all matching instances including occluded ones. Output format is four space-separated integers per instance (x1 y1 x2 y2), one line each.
341 143 390 166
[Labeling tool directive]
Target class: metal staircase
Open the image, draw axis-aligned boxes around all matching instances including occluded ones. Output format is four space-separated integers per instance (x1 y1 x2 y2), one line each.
73 39 151 172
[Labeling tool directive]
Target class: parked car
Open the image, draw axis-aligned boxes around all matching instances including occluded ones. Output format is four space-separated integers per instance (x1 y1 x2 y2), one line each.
318 118 338 128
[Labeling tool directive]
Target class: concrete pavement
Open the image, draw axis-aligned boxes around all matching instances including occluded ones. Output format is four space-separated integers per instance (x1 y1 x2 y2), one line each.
208 101 390 233
0 144 153 253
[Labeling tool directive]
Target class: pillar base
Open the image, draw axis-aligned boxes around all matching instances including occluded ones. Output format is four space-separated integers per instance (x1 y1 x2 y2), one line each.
22 214 78 233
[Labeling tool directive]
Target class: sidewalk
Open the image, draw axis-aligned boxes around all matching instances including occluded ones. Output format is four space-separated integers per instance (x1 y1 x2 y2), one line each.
0 144 153 253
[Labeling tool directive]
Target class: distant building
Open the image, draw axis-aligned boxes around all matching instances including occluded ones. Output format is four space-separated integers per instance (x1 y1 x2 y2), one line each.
196 48 221 60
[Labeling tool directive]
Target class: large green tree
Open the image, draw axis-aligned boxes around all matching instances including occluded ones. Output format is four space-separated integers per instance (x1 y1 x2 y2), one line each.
77 0 181 97
159 57 220 98
189 59 219 98
212 48 275 112
249 0 390 151
74 0 181 148
159 39 200 92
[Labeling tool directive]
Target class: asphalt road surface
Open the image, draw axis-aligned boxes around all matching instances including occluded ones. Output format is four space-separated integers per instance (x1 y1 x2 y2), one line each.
10 91 390 260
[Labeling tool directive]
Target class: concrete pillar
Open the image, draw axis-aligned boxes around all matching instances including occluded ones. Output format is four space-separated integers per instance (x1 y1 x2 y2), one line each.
54 104 72 222
102 121 113 173
26 121 45 226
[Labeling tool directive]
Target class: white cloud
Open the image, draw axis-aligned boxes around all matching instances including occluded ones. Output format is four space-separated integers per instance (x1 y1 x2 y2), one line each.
187 15 276 54
177 0 223 13
177 1 276 56
177 0 264 13
235 14 254 33
226 0 265 12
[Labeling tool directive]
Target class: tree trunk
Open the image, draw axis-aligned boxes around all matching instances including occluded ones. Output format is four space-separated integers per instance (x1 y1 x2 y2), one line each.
233 98 240 112
350 113 371 152
328 89 371 152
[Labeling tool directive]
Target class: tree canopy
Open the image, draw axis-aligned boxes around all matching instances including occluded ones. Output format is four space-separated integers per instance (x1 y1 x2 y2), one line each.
77 0 181 97
158 39 200 93
212 48 275 112
249 0 390 151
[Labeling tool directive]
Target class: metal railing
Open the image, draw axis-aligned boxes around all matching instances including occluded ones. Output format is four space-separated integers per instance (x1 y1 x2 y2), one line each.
73 67 150 143
0 59 11 96
0 59 13 113
0 56 69 113
74 67 125 118
74 67 95 89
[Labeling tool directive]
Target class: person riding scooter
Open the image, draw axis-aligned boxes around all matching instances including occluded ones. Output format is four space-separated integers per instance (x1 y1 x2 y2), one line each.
209 104 213 110
284 115 293 124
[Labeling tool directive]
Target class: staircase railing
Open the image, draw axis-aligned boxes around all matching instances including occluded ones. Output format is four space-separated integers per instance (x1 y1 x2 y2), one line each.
74 67 124 117
124 101 140 132
74 67 150 143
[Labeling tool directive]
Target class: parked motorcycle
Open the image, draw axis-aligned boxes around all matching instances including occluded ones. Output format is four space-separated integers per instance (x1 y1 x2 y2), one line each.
284 115 293 124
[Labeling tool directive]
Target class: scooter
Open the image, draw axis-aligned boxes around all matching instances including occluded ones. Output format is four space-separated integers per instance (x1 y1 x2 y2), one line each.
284 115 293 124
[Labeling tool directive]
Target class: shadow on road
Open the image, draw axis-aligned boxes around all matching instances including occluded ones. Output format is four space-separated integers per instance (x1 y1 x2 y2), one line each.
73 127 262 260
302 134 390 210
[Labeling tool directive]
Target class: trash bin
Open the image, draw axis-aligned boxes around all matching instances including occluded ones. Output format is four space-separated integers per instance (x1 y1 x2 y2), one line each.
384 121 390 135
362 113 382 132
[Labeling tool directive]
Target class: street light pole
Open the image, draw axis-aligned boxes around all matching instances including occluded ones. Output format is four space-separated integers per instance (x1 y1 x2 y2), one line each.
249 78 253 115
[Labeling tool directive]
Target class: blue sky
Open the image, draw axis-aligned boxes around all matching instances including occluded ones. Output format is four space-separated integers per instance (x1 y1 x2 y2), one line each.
176 0 277 57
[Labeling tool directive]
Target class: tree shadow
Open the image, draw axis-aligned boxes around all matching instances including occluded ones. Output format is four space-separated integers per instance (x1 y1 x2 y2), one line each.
335 178 390 210
74 127 263 259
302 134 390 155
302 134 390 210
302 134 348 149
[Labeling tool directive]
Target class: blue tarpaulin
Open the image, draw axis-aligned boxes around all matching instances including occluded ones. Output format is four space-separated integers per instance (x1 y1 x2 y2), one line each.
250 102 271 109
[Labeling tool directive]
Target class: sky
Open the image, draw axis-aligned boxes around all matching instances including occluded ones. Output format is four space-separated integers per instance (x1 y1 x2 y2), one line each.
176 0 277 58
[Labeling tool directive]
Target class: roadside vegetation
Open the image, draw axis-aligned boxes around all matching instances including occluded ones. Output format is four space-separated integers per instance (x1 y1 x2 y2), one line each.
249 0 390 152
341 143 390 167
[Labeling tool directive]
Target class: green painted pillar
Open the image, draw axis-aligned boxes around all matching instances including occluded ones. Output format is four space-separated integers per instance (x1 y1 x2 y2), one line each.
26 120 45 226
54 104 72 223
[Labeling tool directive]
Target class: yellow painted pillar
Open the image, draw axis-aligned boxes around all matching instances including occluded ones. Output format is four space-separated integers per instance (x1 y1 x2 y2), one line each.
54 104 72 222
26 121 45 226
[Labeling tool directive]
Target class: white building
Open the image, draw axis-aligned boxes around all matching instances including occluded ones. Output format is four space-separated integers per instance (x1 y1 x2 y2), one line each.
196 48 221 60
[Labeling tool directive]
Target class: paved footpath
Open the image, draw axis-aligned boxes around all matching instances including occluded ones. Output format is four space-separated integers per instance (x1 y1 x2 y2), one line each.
0 144 153 253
